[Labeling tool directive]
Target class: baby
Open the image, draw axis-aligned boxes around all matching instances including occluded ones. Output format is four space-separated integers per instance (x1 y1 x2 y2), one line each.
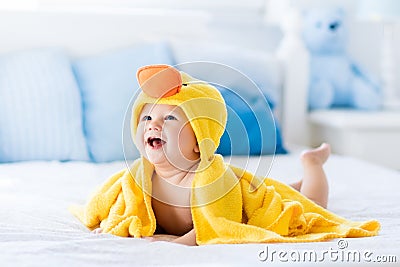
134 105 329 246
76 65 378 246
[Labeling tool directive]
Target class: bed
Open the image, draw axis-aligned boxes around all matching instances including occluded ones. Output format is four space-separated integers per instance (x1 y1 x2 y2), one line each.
1 5 399 266
1 147 399 266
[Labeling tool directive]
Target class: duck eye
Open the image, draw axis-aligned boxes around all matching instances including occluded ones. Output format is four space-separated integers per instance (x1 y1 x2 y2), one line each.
165 115 177 120
142 115 151 121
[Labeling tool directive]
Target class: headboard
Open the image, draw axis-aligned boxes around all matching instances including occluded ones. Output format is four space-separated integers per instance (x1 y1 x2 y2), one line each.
0 8 311 148
0 9 210 57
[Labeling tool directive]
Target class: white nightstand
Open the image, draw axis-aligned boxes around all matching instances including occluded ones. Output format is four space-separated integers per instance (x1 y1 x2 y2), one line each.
309 109 400 170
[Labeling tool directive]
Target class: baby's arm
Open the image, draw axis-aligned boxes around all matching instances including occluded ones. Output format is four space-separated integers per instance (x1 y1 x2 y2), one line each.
172 229 196 246
145 229 197 246
93 227 197 245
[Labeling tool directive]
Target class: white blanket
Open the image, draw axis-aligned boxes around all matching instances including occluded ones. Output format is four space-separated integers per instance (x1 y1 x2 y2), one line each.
1 149 399 266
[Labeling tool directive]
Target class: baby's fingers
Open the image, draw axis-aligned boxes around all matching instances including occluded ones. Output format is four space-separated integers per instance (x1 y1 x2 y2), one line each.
92 228 103 234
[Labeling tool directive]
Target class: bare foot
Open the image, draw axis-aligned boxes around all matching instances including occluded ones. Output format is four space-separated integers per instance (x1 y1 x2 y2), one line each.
92 228 103 234
301 143 331 166
297 143 330 208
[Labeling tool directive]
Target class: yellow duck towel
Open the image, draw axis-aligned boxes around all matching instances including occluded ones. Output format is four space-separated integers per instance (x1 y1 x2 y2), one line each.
70 65 380 245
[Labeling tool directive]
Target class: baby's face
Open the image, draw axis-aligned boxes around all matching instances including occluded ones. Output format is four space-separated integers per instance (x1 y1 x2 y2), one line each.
135 104 200 169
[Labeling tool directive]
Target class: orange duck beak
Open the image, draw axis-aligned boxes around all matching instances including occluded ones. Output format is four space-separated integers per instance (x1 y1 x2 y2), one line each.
136 64 182 98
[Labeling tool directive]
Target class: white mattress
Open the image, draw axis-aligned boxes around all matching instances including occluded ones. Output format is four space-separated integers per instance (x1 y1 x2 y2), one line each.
1 148 399 266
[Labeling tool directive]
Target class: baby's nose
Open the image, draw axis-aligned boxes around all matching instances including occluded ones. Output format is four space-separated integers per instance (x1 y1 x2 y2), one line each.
147 121 161 131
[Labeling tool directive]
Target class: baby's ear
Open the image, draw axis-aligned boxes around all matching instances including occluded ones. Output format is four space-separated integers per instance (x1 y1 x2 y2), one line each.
194 144 200 153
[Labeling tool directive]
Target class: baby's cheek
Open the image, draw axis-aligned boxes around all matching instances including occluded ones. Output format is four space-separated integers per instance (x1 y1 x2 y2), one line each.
179 126 197 149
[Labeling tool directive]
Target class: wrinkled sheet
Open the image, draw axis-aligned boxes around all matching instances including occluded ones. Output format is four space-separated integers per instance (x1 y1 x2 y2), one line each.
1 149 399 266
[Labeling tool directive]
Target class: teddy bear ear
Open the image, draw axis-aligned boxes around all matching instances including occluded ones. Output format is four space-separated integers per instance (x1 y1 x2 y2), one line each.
137 65 182 98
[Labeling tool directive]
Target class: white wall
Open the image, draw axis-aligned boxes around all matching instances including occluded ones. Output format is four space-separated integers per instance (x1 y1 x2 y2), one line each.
1 0 399 93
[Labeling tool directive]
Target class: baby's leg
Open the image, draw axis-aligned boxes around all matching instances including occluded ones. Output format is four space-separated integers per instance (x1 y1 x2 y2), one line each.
290 143 330 208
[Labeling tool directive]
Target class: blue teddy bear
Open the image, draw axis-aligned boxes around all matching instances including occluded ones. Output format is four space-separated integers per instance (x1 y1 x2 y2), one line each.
303 8 382 110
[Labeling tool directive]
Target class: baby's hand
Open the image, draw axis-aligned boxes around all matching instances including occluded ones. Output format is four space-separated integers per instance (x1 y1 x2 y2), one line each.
143 234 178 242
92 228 103 234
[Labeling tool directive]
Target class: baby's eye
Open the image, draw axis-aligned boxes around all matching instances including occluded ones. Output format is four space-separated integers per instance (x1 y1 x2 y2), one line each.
142 115 152 121
165 115 177 120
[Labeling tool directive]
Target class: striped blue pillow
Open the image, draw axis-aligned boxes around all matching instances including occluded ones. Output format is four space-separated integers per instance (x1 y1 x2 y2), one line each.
0 49 89 162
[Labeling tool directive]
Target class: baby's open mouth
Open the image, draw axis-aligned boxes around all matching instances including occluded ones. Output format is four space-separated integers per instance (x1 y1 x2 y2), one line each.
147 137 166 149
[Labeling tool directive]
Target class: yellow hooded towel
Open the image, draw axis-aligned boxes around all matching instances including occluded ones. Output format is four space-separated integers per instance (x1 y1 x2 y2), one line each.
70 65 380 245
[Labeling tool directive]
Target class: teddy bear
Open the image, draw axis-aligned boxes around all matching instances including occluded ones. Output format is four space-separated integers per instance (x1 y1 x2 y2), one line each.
302 8 382 110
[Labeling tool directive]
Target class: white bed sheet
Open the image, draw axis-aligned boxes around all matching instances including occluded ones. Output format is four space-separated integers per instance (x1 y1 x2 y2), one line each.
1 148 399 266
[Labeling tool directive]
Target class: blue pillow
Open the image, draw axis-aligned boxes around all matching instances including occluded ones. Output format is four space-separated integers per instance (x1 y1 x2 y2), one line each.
73 42 175 162
0 49 89 162
216 86 287 156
